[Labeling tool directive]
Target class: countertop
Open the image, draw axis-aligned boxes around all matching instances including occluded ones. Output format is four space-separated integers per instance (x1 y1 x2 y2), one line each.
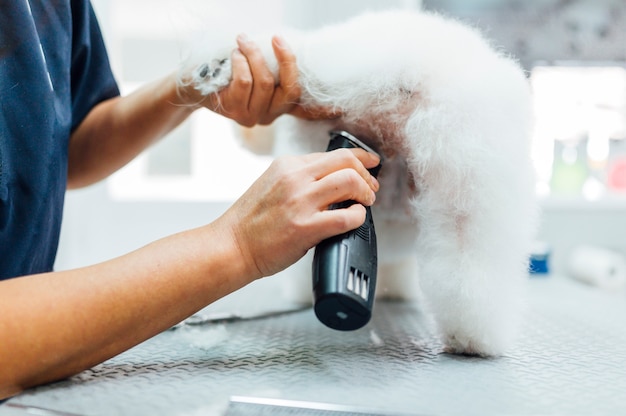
2 275 625 415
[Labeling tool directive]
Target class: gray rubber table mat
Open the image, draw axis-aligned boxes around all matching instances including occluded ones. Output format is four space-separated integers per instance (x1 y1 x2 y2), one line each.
3 277 626 415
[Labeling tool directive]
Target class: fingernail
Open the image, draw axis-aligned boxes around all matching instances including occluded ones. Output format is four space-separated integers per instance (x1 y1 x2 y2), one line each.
273 35 291 51
237 33 251 45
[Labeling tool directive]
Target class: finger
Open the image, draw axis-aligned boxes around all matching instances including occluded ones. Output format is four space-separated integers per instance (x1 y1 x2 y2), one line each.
313 203 368 238
263 36 301 121
206 49 253 123
270 36 342 121
311 168 376 209
236 34 277 123
289 104 343 120
303 148 380 192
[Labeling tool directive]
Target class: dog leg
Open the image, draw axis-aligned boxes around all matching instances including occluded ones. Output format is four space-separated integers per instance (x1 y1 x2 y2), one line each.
407 151 535 357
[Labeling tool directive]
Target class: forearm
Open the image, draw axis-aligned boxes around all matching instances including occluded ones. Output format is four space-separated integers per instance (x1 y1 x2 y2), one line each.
0 221 248 398
67 73 196 189
0 146 379 398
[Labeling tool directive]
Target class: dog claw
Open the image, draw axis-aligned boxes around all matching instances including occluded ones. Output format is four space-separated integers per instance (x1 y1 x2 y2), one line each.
198 63 210 78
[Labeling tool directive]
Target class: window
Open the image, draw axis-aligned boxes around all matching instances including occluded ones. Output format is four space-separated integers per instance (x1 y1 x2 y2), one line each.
530 63 626 200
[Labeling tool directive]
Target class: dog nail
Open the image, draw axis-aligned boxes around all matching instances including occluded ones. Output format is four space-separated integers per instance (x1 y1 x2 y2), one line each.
273 36 290 51
198 63 209 78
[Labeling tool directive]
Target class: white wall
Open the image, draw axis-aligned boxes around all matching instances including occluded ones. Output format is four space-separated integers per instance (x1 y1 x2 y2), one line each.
537 200 626 275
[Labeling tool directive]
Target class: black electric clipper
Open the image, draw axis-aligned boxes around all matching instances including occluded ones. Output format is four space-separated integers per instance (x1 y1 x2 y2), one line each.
312 130 382 331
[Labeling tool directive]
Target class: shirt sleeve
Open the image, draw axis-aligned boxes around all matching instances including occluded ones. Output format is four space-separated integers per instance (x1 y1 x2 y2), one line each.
69 0 120 132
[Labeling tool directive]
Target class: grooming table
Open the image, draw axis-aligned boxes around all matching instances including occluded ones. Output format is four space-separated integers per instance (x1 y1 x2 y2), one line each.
2 276 626 415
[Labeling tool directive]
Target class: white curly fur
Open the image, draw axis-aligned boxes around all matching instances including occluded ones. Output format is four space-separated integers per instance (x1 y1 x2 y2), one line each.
182 10 538 356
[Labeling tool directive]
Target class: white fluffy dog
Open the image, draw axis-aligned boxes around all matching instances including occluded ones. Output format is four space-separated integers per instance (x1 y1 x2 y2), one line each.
182 10 538 357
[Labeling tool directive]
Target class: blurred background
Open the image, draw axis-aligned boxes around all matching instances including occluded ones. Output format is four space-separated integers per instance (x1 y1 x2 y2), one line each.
56 0 626 286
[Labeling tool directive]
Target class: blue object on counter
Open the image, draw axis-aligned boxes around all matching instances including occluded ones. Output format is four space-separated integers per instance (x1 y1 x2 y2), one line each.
529 241 551 275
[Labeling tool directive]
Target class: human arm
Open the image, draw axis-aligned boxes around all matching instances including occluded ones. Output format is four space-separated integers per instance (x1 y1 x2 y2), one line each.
0 148 379 398
67 35 331 189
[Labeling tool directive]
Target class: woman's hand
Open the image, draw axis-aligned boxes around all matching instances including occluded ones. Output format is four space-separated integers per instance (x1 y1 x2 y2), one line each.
207 35 299 126
182 35 338 126
217 148 380 279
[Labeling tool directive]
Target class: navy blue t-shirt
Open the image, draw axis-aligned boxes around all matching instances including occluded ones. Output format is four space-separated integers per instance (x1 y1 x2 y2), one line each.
0 0 120 279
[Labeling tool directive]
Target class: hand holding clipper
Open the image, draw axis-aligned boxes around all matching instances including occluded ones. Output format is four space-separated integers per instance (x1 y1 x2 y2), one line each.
312 131 382 331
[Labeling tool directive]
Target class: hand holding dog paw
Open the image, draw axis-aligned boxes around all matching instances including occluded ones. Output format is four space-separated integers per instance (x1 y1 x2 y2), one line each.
215 149 380 280
183 35 339 126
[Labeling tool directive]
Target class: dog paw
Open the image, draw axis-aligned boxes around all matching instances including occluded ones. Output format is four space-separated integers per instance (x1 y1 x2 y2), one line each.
191 56 232 96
